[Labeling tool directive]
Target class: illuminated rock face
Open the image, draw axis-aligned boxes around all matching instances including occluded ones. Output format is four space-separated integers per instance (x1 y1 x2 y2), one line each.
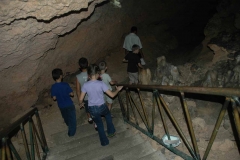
0 0 108 120
1 0 238 124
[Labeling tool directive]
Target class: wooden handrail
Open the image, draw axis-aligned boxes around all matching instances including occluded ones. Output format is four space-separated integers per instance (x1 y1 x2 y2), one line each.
0 107 37 139
116 84 240 97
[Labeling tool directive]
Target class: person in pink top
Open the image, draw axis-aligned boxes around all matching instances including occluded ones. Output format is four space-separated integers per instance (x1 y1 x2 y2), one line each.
79 64 123 146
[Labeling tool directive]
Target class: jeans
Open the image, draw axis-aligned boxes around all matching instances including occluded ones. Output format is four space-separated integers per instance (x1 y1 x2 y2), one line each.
88 103 116 146
83 100 89 113
60 105 77 137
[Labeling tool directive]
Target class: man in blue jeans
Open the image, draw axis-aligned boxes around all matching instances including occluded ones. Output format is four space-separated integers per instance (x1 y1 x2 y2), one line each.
51 68 77 137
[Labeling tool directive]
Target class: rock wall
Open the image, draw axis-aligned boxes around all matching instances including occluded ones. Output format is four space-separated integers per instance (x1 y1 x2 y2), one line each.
199 0 240 88
0 0 158 123
0 0 109 122
152 0 240 88
0 0 219 124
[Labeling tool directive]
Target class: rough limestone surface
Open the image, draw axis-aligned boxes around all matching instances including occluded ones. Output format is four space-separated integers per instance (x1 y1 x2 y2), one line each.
1 0 159 125
192 117 206 130
0 0 94 24
212 139 235 151
0 0 108 122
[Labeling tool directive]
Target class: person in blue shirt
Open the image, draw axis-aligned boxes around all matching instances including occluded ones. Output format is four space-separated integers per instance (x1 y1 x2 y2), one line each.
51 68 76 137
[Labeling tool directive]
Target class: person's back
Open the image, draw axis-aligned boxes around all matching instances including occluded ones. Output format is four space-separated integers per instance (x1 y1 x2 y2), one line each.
123 26 143 55
123 26 142 53
123 44 144 84
76 57 93 124
51 68 76 137
76 72 88 99
82 80 108 106
79 64 123 146
98 61 113 91
123 33 142 52
125 52 140 73
99 61 117 114
51 82 74 108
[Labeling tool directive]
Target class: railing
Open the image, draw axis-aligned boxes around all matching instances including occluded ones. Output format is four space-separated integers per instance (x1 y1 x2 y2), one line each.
0 107 49 160
117 84 240 160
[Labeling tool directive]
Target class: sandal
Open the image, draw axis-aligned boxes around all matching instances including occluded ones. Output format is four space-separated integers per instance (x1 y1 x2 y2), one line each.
88 118 93 124
94 123 98 131
108 132 116 138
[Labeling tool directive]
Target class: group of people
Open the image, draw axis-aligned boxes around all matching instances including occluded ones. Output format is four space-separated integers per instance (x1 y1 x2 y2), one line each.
50 26 145 146
123 26 146 84
51 58 122 146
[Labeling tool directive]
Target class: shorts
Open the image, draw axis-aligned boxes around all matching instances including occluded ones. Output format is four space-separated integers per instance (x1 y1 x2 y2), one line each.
128 72 138 84
83 100 89 113
104 94 113 104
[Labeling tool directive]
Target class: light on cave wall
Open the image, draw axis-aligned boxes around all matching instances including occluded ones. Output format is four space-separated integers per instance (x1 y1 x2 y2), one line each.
110 0 121 8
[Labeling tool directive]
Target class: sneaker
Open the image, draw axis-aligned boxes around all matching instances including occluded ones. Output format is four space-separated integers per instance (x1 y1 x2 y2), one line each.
94 123 98 131
108 132 116 138
88 118 93 124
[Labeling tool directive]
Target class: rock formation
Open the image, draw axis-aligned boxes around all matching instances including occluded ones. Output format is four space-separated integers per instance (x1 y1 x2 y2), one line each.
139 68 151 85
201 0 240 88
0 0 229 125
153 56 184 86
110 0 121 8
0 0 109 122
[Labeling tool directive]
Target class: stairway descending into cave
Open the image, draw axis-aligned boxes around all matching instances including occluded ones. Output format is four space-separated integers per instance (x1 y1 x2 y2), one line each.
46 110 166 160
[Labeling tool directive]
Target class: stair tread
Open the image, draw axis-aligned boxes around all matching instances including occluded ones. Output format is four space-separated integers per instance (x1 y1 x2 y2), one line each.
47 132 140 160
49 126 132 154
113 141 156 160
67 134 145 160
47 116 167 160
138 150 167 160
52 118 125 145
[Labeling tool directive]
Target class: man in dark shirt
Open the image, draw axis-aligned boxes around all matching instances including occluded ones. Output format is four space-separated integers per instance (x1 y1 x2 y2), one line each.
123 44 144 84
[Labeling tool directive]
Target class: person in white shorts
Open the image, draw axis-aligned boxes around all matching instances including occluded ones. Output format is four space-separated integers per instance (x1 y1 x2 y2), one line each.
99 61 117 117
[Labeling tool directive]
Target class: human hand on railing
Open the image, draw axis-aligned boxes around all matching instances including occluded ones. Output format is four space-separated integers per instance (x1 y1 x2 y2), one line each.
79 102 85 110
116 86 123 92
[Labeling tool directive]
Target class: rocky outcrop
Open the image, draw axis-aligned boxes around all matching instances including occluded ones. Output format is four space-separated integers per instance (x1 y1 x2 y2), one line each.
0 0 226 126
153 56 185 86
0 0 108 122
159 0 240 88
201 0 240 88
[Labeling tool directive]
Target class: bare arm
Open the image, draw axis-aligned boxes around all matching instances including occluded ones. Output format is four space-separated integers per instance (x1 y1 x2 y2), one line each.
105 86 123 98
123 58 128 63
125 49 129 55
52 96 56 101
109 80 117 85
138 63 144 69
69 92 74 97
140 49 144 58
76 78 81 100
79 92 86 108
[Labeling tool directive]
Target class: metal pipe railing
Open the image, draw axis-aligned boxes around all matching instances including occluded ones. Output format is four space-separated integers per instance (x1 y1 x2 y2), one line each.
117 84 240 160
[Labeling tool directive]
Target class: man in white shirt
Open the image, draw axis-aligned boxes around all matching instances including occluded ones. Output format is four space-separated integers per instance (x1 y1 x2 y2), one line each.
123 26 145 64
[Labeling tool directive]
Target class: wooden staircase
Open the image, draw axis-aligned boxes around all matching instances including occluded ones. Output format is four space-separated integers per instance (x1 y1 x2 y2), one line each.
46 110 166 160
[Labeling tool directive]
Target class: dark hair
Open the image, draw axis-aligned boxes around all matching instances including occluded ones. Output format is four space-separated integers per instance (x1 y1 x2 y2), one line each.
99 61 107 70
132 44 140 51
131 26 137 32
52 68 63 81
78 57 88 69
87 64 100 76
